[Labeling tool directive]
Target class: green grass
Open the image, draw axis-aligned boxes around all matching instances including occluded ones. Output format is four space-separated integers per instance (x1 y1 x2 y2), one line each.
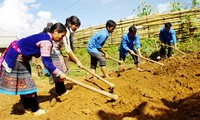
68 34 200 78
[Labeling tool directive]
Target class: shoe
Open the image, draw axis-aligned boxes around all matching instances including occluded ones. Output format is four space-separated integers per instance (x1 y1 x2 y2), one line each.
157 56 161 60
24 109 32 114
33 109 46 116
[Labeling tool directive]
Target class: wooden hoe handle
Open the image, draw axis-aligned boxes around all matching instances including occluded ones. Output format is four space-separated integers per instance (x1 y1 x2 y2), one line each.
163 44 186 55
65 77 118 100
134 54 164 66
82 66 115 88
108 57 124 64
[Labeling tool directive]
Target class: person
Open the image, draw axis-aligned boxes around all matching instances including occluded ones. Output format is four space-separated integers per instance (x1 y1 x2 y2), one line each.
119 25 143 71
87 20 116 79
0 22 67 115
158 22 177 59
45 16 83 96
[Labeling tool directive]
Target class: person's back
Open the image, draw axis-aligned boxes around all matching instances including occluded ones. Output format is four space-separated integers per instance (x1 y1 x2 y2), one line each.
17 33 51 57
87 20 116 79
87 29 109 53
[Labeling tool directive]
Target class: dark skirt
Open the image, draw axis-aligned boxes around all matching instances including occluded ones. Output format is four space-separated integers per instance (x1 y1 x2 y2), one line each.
0 60 37 95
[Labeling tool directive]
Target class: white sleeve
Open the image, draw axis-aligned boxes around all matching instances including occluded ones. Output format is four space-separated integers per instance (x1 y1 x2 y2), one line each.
63 31 72 53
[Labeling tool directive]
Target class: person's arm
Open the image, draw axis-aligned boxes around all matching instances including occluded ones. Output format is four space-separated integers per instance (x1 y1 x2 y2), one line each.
135 35 142 56
137 48 142 56
171 30 177 49
68 51 82 68
38 40 65 78
98 48 109 58
128 49 135 55
63 33 82 68
96 33 108 58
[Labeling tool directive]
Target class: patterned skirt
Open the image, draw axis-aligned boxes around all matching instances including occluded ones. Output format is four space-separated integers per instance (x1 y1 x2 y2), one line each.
0 60 37 95
51 49 68 82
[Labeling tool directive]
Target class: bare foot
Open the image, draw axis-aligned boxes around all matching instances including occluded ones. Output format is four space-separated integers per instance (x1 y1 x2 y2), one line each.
137 68 144 72
50 98 57 107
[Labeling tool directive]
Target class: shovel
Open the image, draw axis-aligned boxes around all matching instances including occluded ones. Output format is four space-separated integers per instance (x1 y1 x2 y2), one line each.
65 76 118 100
163 44 186 55
82 66 115 93
134 54 164 66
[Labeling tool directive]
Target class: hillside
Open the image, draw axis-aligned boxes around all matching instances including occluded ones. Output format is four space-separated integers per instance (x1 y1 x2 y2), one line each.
0 49 199 120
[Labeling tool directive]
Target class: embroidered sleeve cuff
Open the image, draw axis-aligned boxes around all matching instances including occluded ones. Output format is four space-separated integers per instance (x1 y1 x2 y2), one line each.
52 68 62 77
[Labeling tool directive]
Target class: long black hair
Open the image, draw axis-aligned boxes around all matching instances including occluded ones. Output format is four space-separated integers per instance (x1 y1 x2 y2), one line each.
65 16 81 28
43 22 66 33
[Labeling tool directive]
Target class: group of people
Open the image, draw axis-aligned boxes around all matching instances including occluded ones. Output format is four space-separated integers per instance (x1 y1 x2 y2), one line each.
0 14 176 115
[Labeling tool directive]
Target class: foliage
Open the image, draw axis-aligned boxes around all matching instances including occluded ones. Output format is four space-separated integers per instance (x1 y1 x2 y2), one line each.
169 0 186 12
140 38 158 57
136 0 154 17
179 13 200 41
192 0 200 8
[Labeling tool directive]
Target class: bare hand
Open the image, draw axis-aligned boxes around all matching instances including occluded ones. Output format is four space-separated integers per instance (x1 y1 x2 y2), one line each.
174 45 177 50
59 72 67 80
76 61 83 68
104 53 109 59
130 51 135 56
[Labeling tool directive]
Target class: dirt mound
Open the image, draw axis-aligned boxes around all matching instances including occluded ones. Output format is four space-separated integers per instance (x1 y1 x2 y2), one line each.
0 50 200 120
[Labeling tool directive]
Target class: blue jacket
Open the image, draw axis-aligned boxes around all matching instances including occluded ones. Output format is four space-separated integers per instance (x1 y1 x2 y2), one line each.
87 29 109 53
159 27 176 43
119 33 140 56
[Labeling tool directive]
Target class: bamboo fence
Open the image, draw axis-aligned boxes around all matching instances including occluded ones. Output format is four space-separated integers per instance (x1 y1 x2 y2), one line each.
73 8 200 48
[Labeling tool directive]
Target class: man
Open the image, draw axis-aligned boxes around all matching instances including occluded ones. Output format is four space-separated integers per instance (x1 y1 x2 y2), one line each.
158 22 177 59
119 25 143 71
87 20 116 79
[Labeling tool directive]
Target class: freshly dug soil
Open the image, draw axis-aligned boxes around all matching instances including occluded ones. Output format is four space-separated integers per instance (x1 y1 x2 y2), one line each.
0 50 200 120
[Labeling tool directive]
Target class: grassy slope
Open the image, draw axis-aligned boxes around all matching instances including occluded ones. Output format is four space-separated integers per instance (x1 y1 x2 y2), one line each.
67 34 200 78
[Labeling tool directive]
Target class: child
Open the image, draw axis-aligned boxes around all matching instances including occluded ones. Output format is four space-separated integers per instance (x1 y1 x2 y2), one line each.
119 25 143 71
47 16 83 95
158 22 177 59
87 20 116 79
0 22 67 115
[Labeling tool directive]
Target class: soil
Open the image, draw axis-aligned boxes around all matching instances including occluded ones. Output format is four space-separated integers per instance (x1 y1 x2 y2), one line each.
0 50 200 120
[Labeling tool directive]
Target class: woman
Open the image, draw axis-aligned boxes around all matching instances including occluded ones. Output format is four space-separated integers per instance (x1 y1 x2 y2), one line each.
49 16 83 95
0 22 67 115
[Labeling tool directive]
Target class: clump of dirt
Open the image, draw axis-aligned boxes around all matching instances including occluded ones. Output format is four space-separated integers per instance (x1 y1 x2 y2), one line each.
0 50 199 120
